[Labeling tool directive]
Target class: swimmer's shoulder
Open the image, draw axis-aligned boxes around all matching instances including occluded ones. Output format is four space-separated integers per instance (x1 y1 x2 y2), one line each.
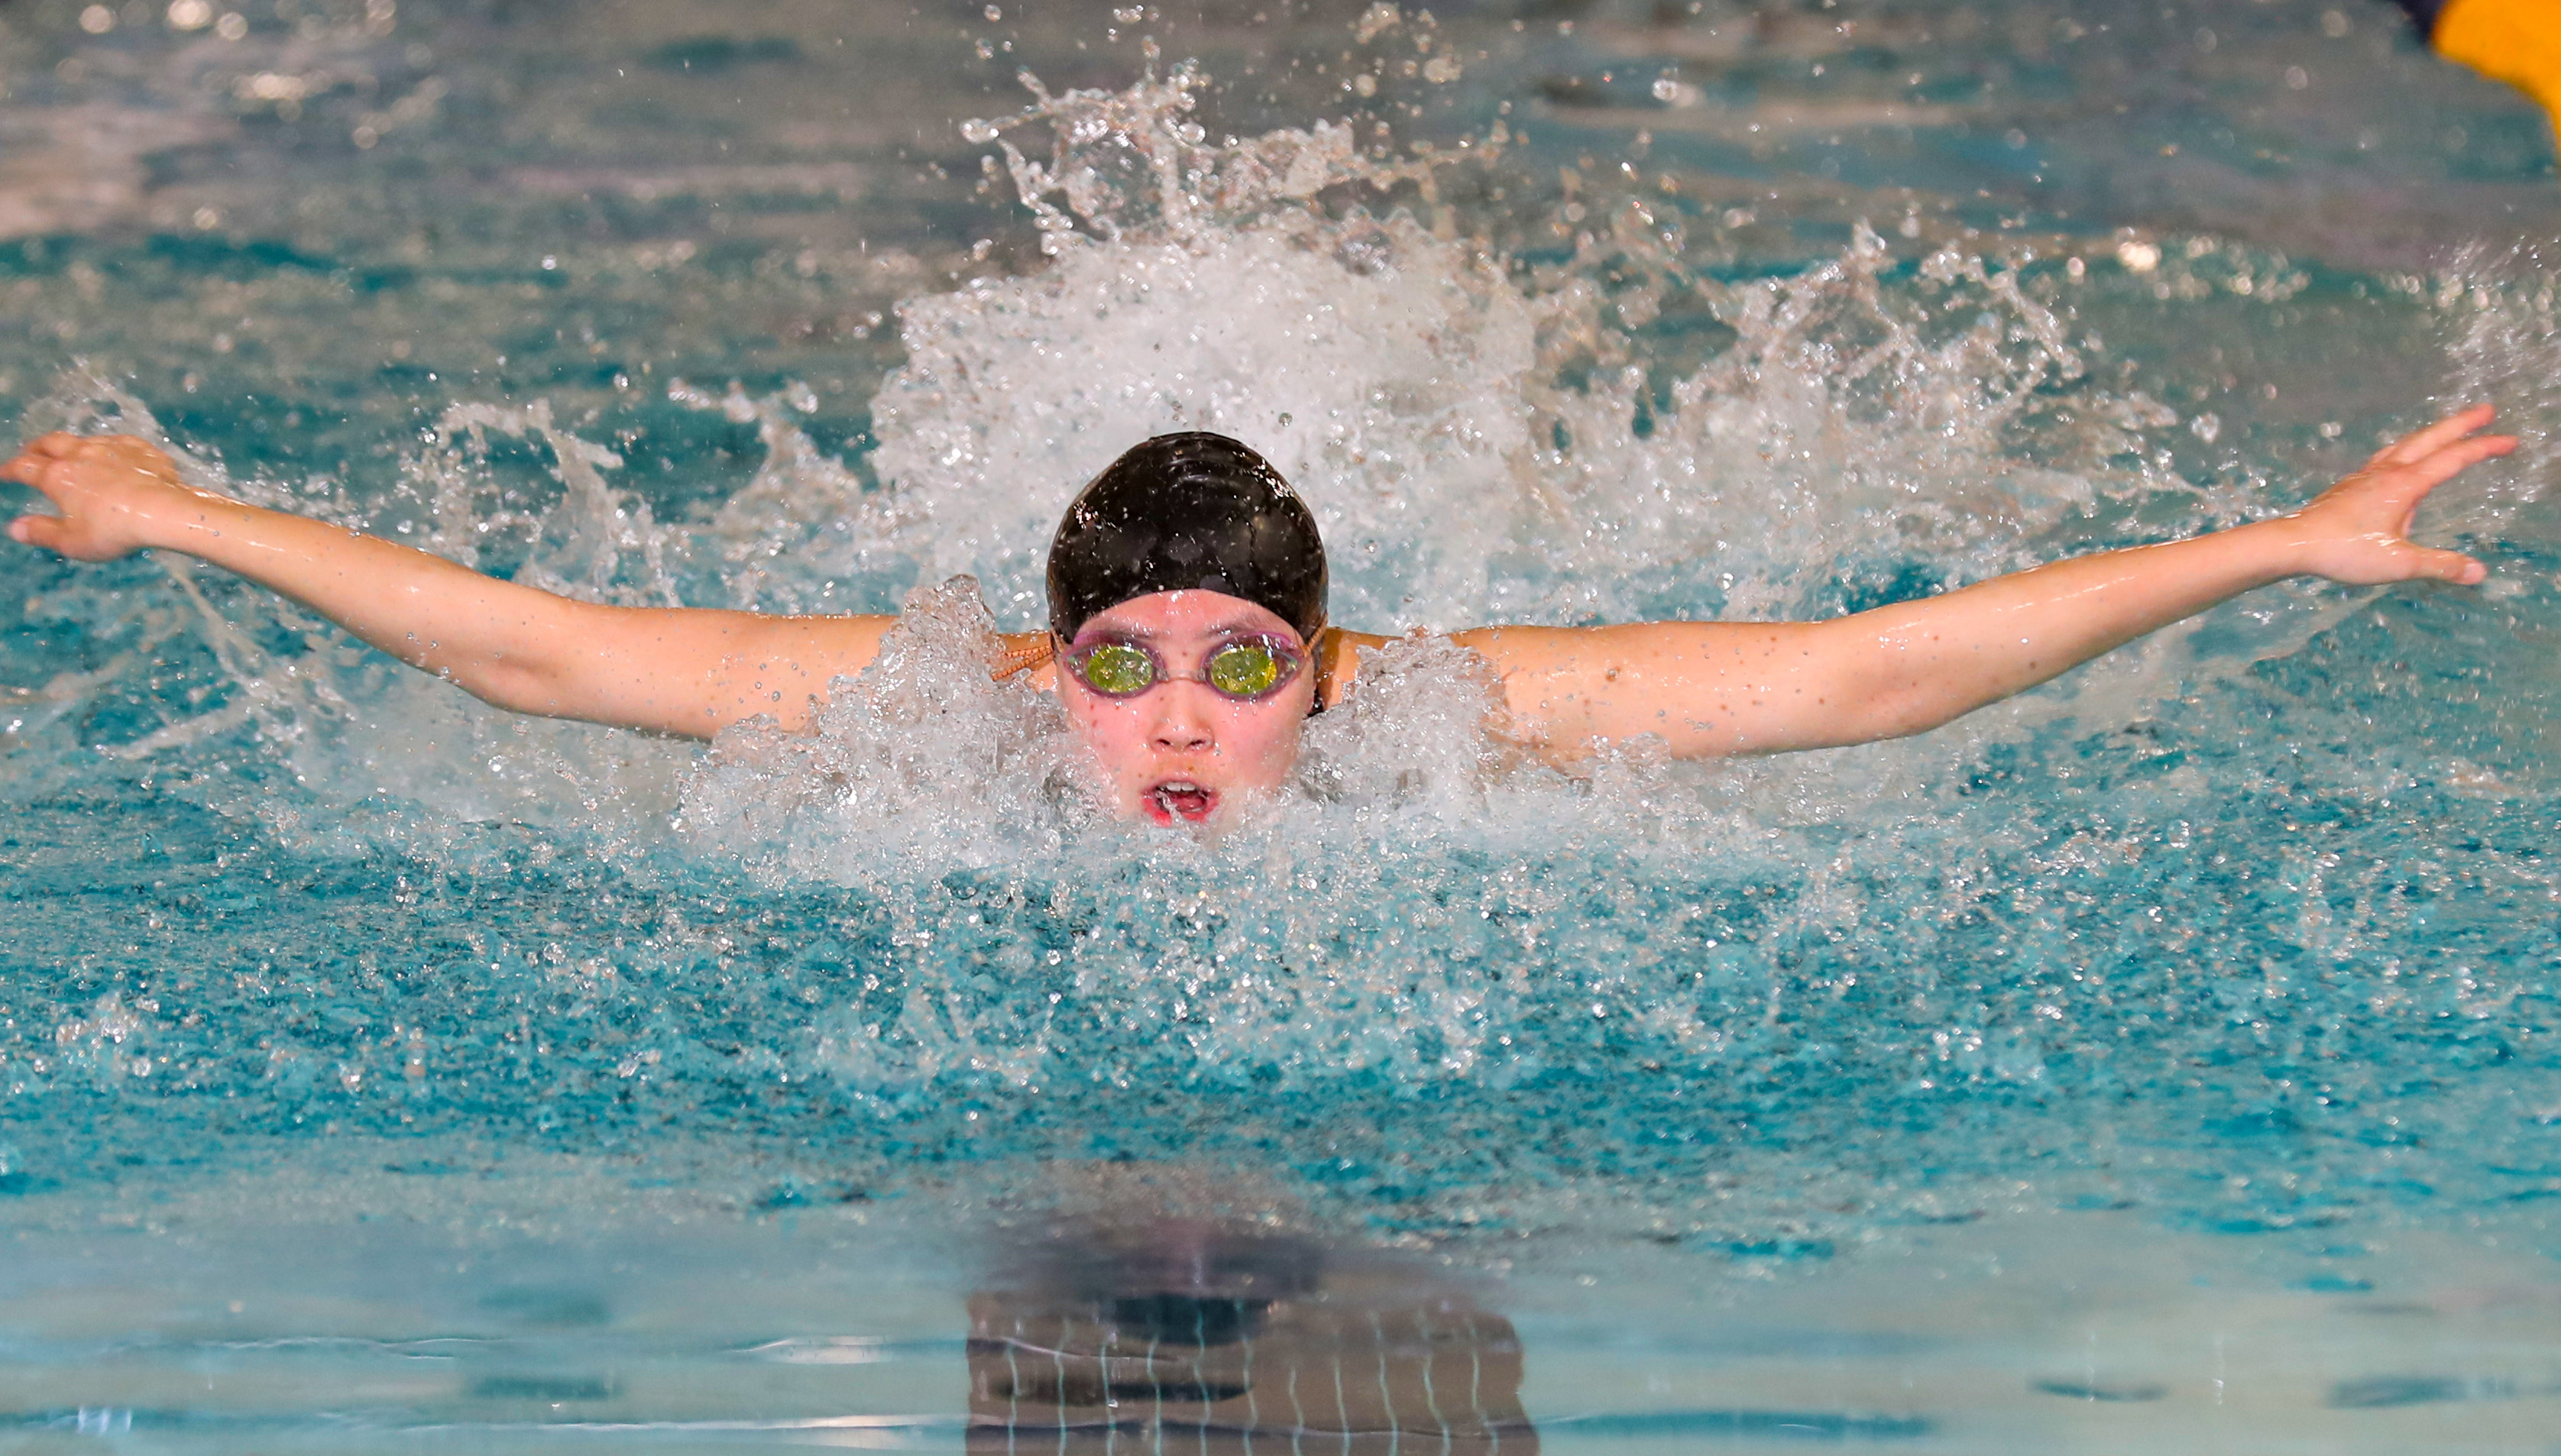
1313 626 1394 709
1319 626 1540 707
990 629 1060 691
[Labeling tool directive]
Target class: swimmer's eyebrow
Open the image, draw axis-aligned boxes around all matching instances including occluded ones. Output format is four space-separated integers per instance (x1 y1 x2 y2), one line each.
1077 623 1166 645
1084 620 1283 645
1203 618 1285 639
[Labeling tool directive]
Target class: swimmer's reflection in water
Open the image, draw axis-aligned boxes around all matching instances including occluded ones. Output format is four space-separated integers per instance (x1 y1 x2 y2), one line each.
966 1217 1535 1452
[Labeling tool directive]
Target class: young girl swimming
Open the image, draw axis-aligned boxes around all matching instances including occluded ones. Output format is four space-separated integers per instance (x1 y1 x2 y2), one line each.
2 409 2514 829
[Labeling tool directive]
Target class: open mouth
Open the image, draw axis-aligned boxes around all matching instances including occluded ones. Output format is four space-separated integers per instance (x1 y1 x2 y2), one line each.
1142 780 1218 826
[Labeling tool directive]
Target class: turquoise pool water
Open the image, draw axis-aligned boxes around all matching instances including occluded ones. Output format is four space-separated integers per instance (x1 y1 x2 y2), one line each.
3 0 2560 1447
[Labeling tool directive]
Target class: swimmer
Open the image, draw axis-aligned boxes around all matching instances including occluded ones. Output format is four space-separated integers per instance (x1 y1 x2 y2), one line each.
1 409 2516 829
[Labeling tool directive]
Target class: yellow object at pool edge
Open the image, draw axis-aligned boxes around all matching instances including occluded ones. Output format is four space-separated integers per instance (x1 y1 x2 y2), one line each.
2433 0 2561 132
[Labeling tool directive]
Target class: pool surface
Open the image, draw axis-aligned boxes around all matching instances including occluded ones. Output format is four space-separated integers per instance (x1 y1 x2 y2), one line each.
3 0 2560 1448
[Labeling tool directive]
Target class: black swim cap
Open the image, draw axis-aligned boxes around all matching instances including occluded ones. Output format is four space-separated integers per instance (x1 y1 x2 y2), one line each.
1047 432 1329 642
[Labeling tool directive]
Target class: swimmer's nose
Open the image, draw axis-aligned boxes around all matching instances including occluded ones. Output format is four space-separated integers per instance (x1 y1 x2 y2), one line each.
1147 683 1217 752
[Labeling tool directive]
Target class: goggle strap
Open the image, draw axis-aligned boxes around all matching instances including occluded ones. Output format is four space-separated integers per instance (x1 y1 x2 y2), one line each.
991 633 1057 682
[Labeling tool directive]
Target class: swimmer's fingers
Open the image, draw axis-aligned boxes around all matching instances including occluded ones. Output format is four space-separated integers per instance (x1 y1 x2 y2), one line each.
4 497 154 562
8 431 89 468
0 444 63 489
2300 431 2513 587
5 508 79 557
28 430 97 458
4 432 116 481
0 446 82 522
2352 534 2488 587
2317 432 2514 526
0 436 189 561
2418 429 2521 481
3 433 180 475
2363 404 2498 471
2378 432 2518 531
2 435 176 500
0 450 95 502
2297 526 2485 587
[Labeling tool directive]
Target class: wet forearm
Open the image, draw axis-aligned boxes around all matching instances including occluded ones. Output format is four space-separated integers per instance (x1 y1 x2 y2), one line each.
128 489 596 708
1828 516 2312 737
1460 520 2319 763
128 491 906 736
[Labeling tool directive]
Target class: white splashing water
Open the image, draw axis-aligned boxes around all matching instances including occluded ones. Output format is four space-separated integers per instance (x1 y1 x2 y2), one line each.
16 53 2560 875
2435 240 2561 538
678 575 1089 877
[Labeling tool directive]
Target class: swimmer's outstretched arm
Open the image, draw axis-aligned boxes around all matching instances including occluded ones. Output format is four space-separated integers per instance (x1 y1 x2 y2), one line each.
1458 406 2516 762
1 432 892 737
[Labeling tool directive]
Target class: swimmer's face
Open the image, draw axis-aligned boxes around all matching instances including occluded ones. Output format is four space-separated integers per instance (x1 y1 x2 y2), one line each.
1054 590 1315 830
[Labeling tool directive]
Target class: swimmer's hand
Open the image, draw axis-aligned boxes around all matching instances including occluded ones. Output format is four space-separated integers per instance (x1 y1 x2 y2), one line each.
2279 405 2514 587
1 432 226 562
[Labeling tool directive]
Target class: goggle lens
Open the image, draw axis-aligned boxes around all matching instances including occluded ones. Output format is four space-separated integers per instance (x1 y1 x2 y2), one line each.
1064 635 1304 701
1206 640 1284 697
1076 642 1159 696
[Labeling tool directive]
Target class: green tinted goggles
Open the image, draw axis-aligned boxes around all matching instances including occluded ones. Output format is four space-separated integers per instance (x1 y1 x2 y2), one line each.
1060 634 1306 703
